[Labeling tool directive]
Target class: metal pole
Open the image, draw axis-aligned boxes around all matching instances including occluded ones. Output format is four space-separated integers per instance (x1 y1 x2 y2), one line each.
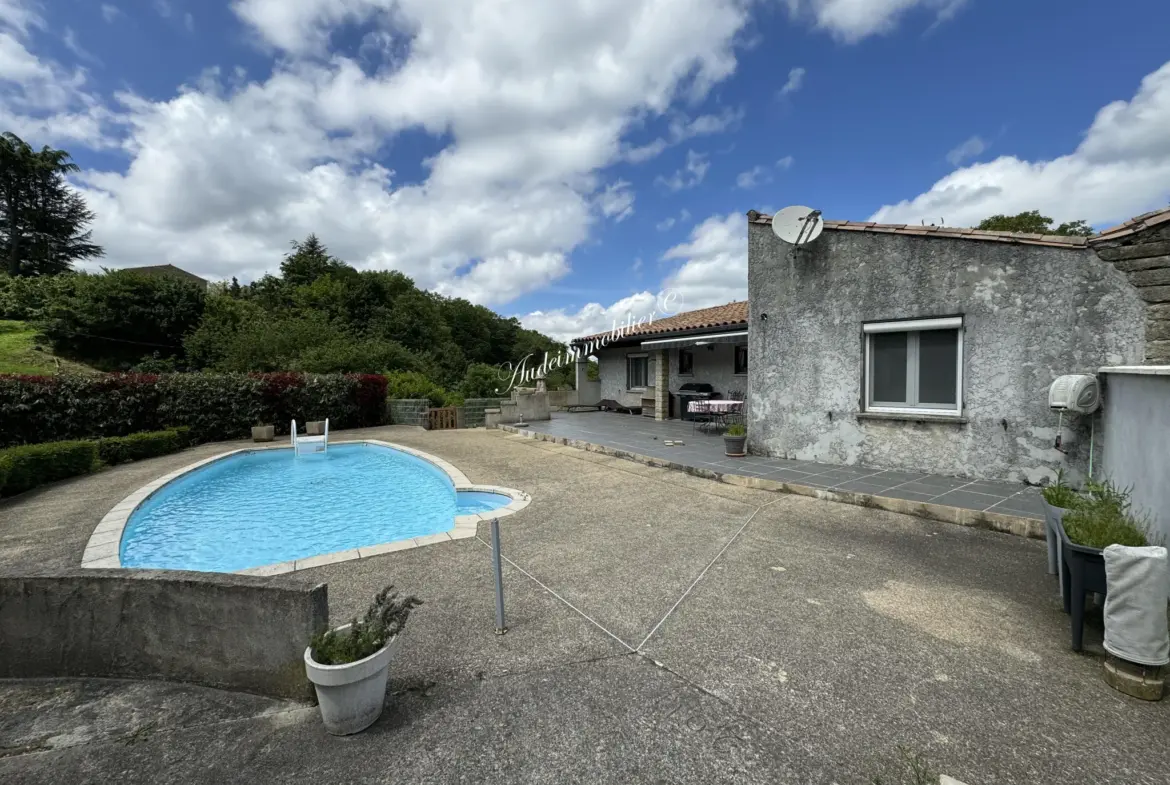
491 518 507 635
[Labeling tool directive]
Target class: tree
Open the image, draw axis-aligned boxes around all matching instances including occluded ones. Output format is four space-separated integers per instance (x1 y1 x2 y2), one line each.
977 210 1094 237
0 132 103 276
41 270 206 369
279 234 346 286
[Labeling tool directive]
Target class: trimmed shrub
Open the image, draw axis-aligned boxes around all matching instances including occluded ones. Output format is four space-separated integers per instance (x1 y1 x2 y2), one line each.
0 441 99 497
98 429 183 466
0 372 389 447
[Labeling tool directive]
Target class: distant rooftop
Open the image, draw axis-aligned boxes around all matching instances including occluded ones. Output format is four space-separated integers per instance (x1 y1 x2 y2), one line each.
574 300 748 344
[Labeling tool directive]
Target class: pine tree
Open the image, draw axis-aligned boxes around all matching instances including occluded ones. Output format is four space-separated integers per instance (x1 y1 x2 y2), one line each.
0 132 103 276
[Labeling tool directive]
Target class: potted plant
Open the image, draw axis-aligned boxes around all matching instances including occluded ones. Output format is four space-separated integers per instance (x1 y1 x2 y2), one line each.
723 422 747 457
1058 480 1148 651
251 421 275 442
304 586 422 735
1041 471 1084 583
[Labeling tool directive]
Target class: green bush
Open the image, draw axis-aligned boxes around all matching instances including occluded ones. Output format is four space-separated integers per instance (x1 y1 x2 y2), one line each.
310 586 422 666
1041 471 1084 509
459 363 505 398
0 372 387 447
0 440 99 497
1061 478 1149 549
385 370 453 408
98 429 183 465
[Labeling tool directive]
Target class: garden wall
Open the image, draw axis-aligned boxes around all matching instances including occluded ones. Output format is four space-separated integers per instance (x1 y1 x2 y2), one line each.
387 398 429 426
0 372 388 448
460 397 505 428
0 569 329 700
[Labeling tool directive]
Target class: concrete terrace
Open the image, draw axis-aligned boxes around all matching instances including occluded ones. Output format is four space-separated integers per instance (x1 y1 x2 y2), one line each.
512 410 1045 523
2 426 1168 784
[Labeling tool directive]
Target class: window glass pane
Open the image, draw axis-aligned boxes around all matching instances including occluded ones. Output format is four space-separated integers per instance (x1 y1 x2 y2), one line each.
679 350 693 375
917 329 958 405
871 332 907 403
734 345 748 374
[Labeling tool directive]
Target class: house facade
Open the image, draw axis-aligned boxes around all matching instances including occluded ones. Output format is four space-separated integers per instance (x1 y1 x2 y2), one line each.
745 208 1170 484
572 301 749 419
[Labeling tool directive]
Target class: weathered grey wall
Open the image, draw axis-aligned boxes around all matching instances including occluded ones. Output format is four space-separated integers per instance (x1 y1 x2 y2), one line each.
386 398 429 427
0 569 328 699
1091 219 1170 363
747 224 1146 483
1098 370 1170 543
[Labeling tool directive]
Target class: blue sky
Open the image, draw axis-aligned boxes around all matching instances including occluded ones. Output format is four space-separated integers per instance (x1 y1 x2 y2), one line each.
3 0 1169 340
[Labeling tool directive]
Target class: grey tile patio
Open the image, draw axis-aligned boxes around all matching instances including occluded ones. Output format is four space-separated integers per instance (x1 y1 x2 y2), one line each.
518 412 1042 519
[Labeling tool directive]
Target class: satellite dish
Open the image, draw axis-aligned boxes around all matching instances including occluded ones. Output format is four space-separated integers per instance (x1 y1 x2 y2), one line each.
771 205 824 246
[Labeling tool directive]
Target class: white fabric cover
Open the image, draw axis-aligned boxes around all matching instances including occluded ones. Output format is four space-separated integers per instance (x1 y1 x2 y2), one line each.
1103 545 1170 666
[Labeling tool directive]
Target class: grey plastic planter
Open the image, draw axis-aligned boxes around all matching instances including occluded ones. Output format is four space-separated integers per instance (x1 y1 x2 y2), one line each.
1042 499 1070 605
1058 521 1108 652
724 435 747 457
251 425 274 443
306 420 326 436
304 630 400 735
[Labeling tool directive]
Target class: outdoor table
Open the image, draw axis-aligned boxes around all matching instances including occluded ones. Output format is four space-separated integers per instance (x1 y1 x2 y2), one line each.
687 399 743 432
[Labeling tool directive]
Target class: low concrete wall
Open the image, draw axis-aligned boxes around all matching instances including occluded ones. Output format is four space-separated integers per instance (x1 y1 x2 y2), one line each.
0 569 328 700
387 398 429 427
1099 367 1170 543
546 389 578 409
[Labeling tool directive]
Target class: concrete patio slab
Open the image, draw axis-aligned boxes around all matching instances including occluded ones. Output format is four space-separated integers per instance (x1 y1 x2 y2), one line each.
2 425 1168 784
638 494 1170 785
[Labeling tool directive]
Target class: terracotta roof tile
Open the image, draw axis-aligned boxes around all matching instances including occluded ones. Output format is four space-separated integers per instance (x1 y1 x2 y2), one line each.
1090 207 1170 243
750 213 1092 249
573 300 748 345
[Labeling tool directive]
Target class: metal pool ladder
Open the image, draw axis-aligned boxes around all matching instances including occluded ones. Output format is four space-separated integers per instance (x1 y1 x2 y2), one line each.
290 418 329 456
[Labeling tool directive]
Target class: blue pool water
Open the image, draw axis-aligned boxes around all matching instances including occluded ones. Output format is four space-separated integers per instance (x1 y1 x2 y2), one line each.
120 443 509 572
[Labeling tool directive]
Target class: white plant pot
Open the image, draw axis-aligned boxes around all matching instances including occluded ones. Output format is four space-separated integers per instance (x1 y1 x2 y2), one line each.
304 629 400 735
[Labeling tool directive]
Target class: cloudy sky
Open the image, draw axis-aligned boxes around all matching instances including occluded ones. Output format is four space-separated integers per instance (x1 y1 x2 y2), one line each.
3 0 1169 340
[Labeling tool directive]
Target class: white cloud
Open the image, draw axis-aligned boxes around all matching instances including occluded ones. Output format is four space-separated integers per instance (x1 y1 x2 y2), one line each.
597 180 635 222
655 207 691 232
100 4 121 23
623 106 743 163
782 0 967 43
519 210 745 341
0 0 756 306
184 12 194 32
736 165 767 189
872 60 1170 229
520 291 664 343
776 154 794 169
63 28 97 62
0 3 118 147
657 149 709 191
946 135 985 167
778 66 804 96
661 212 747 307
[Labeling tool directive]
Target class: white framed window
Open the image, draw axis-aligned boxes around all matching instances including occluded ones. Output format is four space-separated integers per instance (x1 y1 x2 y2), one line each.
863 317 963 415
626 353 649 390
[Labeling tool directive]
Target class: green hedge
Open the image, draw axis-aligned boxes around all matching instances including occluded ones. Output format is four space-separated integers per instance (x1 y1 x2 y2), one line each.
0 441 100 497
98 429 184 466
0 372 388 447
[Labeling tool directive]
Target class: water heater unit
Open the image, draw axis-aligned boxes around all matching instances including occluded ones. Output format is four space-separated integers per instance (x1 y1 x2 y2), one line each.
1048 374 1100 414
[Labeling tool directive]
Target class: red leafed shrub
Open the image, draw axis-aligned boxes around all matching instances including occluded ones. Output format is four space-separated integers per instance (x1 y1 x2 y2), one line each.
0 372 389 448
351 374 389 427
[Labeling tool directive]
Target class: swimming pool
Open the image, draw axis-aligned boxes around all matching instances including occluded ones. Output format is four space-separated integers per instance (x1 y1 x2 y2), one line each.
117 443 514 573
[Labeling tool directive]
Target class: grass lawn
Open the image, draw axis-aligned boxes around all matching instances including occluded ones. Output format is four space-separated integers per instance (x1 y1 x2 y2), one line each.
0 320 97 375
